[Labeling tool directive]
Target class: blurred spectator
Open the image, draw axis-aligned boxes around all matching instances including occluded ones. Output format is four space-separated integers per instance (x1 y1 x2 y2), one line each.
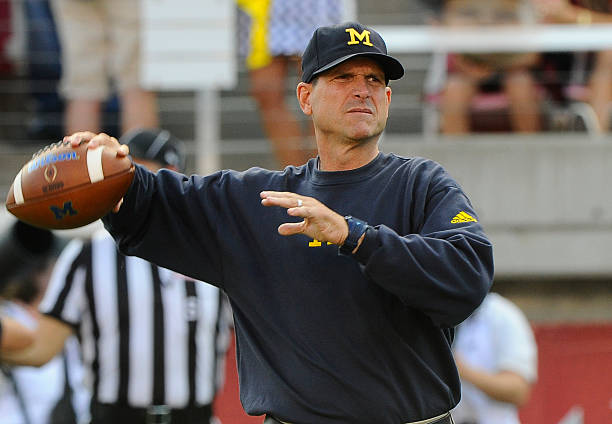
534 0 612 133
50 0 158 135
0 0 12 75
24 0 65 141
236 0 356 167
452 292 538 424
0 304 89 424
0 220 90 424
438 0 543 134
2 130 233 424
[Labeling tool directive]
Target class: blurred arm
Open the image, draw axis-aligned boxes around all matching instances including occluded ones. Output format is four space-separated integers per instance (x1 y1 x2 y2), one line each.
455 355 532 406
1 314 72 367
0 316 35 351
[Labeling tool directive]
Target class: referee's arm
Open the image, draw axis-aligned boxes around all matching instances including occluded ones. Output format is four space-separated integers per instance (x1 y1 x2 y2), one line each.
0 314 72 367
0 316 35 352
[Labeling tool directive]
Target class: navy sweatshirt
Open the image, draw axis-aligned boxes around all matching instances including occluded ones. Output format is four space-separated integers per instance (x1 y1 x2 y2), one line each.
104 152 494 424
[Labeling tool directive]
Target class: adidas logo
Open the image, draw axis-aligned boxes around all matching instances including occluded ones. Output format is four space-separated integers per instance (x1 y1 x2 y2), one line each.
451 211 478 224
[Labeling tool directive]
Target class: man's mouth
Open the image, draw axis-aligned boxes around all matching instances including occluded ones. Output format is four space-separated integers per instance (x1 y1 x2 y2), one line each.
347 108 373 114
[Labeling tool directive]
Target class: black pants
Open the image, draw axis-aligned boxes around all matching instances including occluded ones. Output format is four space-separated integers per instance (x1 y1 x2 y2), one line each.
91 401 212 424
264 412 454 424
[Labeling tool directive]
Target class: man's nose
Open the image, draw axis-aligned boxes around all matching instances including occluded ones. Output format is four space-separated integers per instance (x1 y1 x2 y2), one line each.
351 77 370 97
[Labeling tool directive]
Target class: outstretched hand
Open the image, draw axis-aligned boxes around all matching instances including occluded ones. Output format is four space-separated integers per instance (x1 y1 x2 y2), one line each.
65 132 130 212
260 191 349 246
65 131 130 157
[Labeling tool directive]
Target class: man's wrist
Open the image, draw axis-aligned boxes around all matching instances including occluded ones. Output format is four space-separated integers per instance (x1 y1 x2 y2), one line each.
353 231 367 254
339 216 369 256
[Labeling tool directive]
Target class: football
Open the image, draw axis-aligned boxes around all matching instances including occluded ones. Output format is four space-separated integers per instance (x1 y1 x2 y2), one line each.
5 140 135 229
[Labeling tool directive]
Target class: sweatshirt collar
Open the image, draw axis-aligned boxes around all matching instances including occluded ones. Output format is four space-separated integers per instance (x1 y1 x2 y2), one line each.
308 152 388 185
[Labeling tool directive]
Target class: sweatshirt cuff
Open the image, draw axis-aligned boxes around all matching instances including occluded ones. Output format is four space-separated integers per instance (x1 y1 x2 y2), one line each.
102 164 142 232
353 226 380 265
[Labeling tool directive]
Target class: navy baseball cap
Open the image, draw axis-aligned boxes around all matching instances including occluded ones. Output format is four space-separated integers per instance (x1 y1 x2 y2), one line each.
120 128 186 173
301 21 404 84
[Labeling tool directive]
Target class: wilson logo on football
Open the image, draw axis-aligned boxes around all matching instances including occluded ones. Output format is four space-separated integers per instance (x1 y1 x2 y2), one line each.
27 151 78 173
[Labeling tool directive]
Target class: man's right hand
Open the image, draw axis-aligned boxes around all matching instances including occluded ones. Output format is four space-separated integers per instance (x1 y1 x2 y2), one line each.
65 132 131 212
65 131 129 156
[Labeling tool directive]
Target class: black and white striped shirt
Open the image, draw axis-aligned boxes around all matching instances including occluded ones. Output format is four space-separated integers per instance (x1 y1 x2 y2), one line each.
39 230 232 409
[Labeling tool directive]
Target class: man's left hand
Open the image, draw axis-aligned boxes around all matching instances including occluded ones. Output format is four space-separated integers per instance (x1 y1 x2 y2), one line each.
260 191 348 246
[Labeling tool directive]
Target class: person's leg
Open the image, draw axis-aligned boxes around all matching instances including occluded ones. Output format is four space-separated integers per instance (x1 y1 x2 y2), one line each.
119 88 159 133
106 0 158 135
249 56 311 167
50 0 107 134
504 69 541 133
587 50 612 132
24 0 65 139
64 99 101 134
440 74 477 134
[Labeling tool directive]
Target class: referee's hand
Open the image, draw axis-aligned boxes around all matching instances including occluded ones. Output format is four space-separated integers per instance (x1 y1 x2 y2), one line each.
64 131 130 212
260 191 348 246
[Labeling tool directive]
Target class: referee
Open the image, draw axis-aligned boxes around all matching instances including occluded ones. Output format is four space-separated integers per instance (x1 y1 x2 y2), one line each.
1 129 233 424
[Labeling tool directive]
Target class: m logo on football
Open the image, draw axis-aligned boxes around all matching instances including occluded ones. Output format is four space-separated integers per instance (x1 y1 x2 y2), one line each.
50 201 78 220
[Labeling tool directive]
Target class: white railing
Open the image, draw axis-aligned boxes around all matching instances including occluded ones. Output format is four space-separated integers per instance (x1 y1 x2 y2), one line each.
376 24 612 53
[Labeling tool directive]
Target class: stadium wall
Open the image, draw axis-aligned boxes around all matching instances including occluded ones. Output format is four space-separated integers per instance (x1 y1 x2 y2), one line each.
381 134 612 278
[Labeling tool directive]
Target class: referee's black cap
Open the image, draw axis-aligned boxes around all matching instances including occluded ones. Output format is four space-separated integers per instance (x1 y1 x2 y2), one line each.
120 128 187 173
301 21 404 84
0 220 59 293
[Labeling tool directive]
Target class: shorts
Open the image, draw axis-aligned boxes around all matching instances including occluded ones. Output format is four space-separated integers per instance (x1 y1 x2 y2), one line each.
50 0 141 100
237 0 356 70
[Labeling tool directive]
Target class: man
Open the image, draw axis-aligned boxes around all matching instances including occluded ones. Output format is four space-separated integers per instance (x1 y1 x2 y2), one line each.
452 292 538 424
1 129 232 424
67 22 494 424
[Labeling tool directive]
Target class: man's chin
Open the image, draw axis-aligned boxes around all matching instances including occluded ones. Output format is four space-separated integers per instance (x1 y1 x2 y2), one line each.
347 127 384 143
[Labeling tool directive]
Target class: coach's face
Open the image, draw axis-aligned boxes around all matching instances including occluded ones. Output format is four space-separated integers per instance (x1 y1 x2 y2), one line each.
297 57 392 145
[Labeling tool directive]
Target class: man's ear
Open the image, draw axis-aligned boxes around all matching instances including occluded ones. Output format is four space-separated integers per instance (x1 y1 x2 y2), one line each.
297 82 313 116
